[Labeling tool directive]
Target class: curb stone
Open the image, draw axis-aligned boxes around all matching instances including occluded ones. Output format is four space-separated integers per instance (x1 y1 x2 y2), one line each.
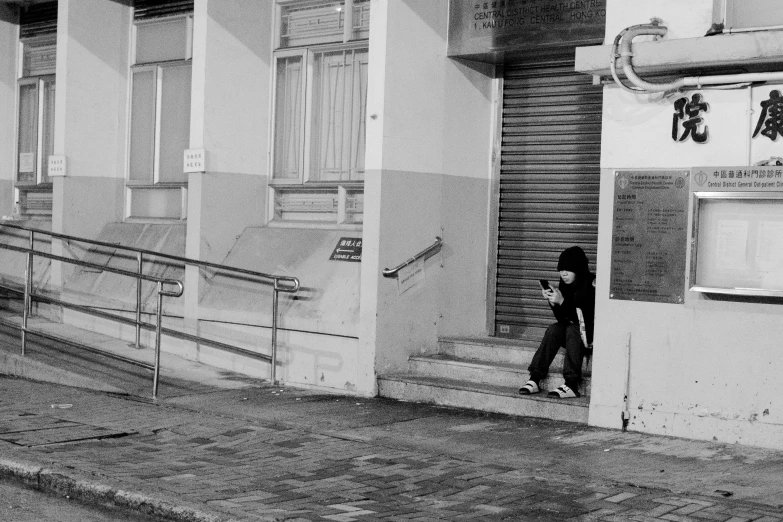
0 457 240 522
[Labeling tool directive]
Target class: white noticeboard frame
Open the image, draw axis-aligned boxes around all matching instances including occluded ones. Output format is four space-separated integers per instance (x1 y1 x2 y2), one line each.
691 192 783 297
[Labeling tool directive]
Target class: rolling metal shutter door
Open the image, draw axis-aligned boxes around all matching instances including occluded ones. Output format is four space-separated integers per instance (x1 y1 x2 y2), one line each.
495 49 602 341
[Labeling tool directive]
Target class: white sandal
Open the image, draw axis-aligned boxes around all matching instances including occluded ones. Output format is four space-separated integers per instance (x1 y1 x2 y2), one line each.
518 380 540 395
548 384 579 398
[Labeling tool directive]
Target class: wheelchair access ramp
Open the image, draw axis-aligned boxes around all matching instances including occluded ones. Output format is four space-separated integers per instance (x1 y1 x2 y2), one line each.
0 310 258 400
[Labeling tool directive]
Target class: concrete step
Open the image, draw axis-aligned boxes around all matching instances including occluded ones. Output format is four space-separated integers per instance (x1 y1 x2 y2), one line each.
409 353 591 397
438 336 592 375
377 374 589 424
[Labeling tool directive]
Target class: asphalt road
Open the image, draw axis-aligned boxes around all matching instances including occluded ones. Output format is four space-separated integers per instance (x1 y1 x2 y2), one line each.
0 478 157 522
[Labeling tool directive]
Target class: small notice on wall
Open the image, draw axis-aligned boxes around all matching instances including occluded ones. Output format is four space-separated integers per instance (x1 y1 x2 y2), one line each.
397 258 425 295
48 155 66 177
610 170 689 303
329 238 362 262
18 153 35 173
183 148 206 173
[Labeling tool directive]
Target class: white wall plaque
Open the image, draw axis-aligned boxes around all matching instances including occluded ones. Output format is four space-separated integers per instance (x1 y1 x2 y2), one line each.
183 148 206 173
48 155 66 177
397 258 425 295
18 153 34 173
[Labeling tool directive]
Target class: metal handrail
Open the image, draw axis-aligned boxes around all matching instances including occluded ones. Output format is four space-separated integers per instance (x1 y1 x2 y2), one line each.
0 230 182 398
382 236 443 278
0 222 300 391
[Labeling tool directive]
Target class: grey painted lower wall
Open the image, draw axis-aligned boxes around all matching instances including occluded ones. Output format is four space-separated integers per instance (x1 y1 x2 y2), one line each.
374 169 492 376
0 180 12 218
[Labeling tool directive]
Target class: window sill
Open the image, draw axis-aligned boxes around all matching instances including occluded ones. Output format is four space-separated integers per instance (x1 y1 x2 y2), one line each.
124 217 187 224
266 220 362 232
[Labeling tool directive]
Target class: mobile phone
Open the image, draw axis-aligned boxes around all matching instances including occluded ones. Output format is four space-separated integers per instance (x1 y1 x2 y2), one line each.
539 279 551 290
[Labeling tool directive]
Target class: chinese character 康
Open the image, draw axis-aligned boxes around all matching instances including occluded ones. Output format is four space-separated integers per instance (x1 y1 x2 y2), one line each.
672 93 709 144
753 90 783 141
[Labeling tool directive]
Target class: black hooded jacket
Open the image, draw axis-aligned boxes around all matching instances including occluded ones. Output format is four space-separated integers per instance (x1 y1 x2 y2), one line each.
549 246 596 346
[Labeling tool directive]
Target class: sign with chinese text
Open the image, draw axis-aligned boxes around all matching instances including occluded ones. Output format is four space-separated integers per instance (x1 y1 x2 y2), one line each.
672 93 709 144
397 258 425 295
610 170 690 303
448 0 606 62
329 238 362 262
691 166 783 192
47 155 66 177
183 148 206 173
751 85 783 164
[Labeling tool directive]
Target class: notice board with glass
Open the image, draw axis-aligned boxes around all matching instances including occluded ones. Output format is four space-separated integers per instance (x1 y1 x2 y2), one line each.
690 166 783 296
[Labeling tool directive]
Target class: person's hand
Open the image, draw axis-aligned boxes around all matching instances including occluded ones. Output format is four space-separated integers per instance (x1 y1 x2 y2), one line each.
544 286 564 306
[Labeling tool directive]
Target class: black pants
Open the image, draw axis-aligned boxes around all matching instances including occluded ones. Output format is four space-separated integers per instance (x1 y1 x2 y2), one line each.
528 322 585 389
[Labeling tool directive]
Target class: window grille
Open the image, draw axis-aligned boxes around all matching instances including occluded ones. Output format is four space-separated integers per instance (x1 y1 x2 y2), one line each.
279 0 370 48
271 1 369 227
16 34 57 217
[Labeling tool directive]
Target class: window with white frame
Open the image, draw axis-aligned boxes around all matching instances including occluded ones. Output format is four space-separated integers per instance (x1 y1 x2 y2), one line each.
127 13 192 220
16 36 56 217
270 0 370 226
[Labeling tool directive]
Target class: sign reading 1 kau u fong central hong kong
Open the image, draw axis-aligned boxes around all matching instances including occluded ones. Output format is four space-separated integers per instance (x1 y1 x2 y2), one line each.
448 0 606 60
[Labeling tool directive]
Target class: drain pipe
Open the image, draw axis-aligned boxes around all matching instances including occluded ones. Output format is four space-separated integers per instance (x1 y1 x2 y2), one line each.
610 27 645 93
622 332 631 432
615 23 783 93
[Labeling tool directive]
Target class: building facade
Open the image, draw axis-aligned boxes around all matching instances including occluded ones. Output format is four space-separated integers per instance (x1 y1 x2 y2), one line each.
1 0 783 450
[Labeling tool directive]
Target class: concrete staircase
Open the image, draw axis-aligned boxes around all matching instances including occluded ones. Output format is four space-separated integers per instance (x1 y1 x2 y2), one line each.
378 336 591 423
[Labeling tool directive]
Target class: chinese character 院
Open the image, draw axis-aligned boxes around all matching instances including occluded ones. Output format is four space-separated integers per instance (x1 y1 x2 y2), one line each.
753 90 783 141
672 94 709 144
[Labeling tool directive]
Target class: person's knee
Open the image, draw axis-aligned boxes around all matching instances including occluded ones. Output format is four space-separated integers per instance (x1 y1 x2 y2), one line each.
546 323 561 335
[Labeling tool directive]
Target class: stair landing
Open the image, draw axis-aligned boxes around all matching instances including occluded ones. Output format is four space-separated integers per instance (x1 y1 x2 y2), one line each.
377 336 591 424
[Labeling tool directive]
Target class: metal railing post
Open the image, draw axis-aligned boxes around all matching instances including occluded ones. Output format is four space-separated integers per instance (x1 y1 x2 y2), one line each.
270 283 279 385
21 231 34 356
153 282 164 399
135 252 143 349
26 231 34 315
0 223 298 392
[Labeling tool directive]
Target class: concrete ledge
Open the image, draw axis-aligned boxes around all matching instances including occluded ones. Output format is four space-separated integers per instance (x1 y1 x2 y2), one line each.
378 375 589 424
0 456 238 522
576 31 783 77
0 350 127 394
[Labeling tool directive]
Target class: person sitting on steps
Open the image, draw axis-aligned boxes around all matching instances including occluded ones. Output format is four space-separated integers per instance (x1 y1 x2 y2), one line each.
519 245 595 399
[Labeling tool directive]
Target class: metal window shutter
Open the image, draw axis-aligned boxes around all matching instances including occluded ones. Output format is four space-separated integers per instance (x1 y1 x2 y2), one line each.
134 0 194 20
494 49 602 342
19 2 58 39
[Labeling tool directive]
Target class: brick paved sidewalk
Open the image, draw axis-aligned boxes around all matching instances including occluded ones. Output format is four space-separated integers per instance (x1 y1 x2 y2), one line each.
0 377 781 521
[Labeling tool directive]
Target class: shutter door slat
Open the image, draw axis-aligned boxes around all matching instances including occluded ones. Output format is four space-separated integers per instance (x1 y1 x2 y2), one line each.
494 51 602 339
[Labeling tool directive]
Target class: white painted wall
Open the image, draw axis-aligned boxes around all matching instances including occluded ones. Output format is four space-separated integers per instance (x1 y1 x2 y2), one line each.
186 0 271 264
189 0 271 179
53 0 130 240
604 0 714 42
361 0 495 381
592 0 783 448
0 5 17 217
